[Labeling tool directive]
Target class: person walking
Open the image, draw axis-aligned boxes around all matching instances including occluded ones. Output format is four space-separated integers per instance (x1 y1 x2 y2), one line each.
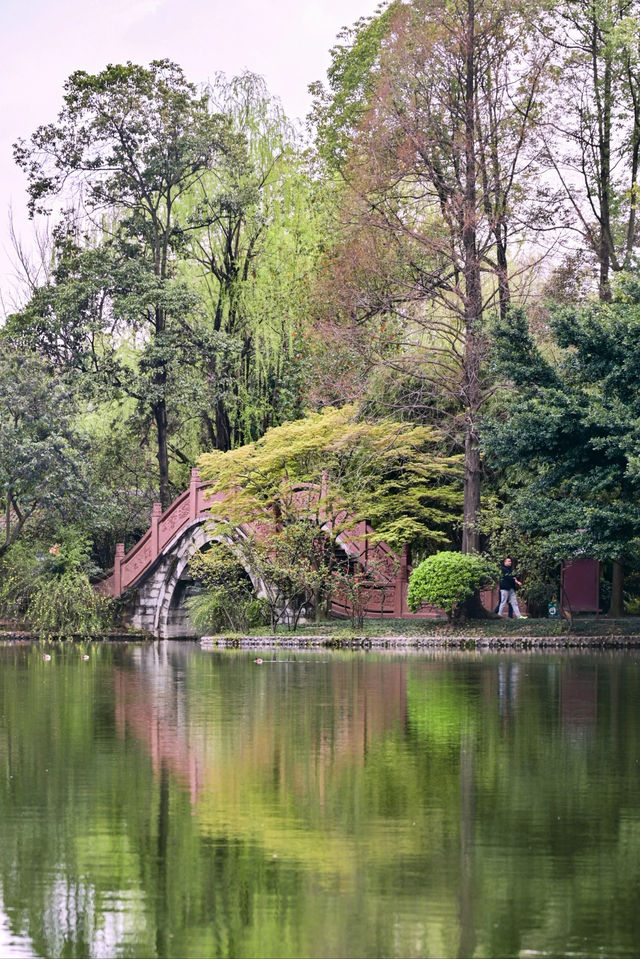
498 558 526 618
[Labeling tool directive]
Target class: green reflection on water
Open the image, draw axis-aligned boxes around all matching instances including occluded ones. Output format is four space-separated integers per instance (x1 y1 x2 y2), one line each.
0 643 639 958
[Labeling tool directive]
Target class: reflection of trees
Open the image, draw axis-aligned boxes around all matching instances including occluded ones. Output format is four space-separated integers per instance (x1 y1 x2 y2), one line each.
458 735 475 959
118 646 410 842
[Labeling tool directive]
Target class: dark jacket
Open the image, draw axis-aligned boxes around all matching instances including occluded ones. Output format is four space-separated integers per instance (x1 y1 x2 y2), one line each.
500 565 517 591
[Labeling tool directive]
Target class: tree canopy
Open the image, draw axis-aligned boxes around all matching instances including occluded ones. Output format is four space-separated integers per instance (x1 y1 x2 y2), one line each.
0 350 91 557
199 404 462 554
483 300 640 613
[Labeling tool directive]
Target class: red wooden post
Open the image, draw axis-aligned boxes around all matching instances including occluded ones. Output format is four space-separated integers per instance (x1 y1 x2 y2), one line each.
394 544 411 616
151 502 162 558
113 543 125 596
190 468 200 520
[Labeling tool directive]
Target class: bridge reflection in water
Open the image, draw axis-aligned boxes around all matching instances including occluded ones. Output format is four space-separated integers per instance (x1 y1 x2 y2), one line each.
113 644 409 815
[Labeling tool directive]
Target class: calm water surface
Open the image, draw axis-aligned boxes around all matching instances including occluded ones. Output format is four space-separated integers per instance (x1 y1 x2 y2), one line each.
0 641 639 958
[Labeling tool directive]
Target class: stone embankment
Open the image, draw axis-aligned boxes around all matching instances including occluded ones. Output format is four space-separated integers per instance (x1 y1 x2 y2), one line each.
201 634 640 650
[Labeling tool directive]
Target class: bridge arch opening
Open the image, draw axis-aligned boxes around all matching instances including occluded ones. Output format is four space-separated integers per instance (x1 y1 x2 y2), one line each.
168 540 262 636
130 518 265 638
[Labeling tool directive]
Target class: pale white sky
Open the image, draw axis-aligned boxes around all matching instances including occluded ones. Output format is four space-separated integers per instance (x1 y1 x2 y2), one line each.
0 0 380 313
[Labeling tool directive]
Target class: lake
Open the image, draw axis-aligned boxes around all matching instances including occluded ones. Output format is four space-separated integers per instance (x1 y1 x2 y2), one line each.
0 641 638 958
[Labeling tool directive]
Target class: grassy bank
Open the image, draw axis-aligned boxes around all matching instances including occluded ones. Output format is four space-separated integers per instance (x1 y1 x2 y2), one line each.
208 615 640 638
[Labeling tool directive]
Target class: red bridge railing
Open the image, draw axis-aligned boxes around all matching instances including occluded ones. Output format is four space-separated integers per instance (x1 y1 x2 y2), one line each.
102 469 212 596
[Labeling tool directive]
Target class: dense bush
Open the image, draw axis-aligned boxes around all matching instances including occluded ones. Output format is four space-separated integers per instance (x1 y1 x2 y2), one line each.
186 590 270 634
186 544 270 634
0 534 114 635
407 551 499 621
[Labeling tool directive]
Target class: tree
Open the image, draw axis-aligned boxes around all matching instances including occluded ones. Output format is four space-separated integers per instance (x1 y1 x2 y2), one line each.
309 2 402 171
0 349 92 557
176 72 318 450
546 0 640 301
310 0 550 552
14 60 232 506
483 302 640 615
198 405 462 621
199 405 461 551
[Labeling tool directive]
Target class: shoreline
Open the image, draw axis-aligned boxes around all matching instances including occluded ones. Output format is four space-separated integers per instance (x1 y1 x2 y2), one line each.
203 634 640 650
3 622 640 650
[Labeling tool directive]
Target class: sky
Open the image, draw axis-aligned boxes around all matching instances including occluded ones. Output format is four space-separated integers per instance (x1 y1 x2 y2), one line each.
0 0 380 314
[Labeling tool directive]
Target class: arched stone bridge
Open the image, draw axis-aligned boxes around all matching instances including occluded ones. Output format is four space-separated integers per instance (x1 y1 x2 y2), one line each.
102 468 440 637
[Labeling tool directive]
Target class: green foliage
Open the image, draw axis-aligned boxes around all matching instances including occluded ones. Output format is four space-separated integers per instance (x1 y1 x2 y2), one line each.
26 571 112 636
12 59 243 505
0 348 95 557
0 539 43 622
407 552 499 620
186 591 270 635
0 534 114 635
175 71 319 449
14 60 229 221
197 404 462 627
186 544 269 634
479 498 561 616
11 64 320 516
483 300 640 565
199 404 462 555
309 3 398 170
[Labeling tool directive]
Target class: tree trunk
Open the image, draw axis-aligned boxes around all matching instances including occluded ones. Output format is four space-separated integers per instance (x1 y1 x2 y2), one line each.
153 398 171 509
494 223 510 321
153 302 171 509
461 0 483 555
215 397 232 452
462 413 481 554
609 558 624 617
595 19 613 301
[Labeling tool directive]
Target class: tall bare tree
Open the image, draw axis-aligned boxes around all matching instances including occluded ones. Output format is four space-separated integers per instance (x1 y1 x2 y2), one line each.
312 0 550 551
547 0 640 301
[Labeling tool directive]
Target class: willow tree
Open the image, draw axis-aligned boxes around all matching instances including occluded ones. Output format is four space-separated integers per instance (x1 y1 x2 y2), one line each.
14 60 232 507
176 73 318 451
310 0 550 552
